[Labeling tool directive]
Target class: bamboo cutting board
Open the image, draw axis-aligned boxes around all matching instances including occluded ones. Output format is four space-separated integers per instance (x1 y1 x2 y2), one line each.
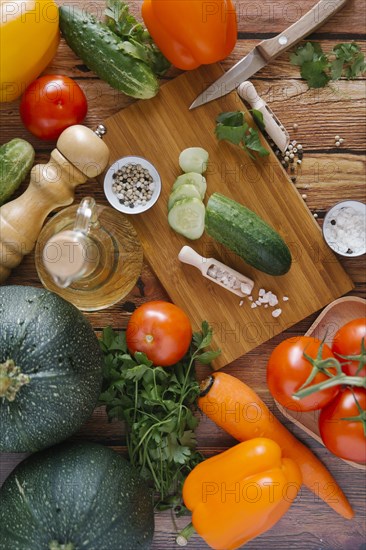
101 64 353 369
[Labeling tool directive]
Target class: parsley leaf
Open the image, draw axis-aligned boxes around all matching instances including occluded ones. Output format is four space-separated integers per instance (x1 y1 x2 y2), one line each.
331 58 344 81
290 42 330 88
99 321 220 510
245 127 271 157
332 43 366 79
291 41 366 88
196 350 222 364
251 109 265 131
216 122 248 145
290 41 320 65
215 111 269 158
301 59 330 88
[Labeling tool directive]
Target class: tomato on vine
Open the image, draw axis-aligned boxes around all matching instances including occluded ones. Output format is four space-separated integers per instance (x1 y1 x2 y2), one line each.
319 387 366 464
267 336 340 411
332 318 366 377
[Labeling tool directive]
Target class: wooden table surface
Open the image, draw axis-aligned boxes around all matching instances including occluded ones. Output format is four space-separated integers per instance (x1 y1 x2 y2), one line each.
1 1 365 549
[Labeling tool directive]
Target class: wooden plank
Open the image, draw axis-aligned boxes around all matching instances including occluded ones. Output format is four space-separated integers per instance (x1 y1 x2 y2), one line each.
98 63 354 369
56 0 365 36
2 71 365 152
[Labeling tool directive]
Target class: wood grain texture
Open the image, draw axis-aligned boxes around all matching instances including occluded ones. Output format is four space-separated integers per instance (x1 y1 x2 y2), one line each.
0 0 365 548
101 63 353 368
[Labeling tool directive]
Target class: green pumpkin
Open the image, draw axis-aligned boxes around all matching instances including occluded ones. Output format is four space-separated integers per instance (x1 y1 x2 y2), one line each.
0 442 155 549
0 286 103 452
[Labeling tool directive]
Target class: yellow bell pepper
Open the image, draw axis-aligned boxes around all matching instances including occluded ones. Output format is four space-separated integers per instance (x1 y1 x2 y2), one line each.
181 438 302 550
0 0 59 102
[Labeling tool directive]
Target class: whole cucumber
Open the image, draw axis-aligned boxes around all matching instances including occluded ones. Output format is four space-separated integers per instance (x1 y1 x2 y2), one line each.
0 139 35 205
59 7 159 100
205 193 292 276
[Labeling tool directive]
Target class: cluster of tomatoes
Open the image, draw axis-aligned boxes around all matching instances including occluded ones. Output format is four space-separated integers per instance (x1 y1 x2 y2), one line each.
267 318 366 464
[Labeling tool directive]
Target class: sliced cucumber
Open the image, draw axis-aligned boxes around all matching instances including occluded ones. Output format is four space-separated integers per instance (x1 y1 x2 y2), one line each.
168 198 205 240
179 147 209 174
172 172 207 199
168 184 201 211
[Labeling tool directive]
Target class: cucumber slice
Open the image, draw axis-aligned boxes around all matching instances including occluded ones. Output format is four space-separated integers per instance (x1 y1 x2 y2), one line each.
179 147 209 174
168 198 205 240
168 184 201 211
172 172 207 199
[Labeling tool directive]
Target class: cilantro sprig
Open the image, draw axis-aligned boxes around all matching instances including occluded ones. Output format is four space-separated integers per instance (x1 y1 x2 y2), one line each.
99 321 220 510
290 41 366 89
215 110 269 159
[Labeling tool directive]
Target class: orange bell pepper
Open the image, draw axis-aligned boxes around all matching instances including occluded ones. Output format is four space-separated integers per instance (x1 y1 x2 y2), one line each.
181 438 302 550
141 0 237 70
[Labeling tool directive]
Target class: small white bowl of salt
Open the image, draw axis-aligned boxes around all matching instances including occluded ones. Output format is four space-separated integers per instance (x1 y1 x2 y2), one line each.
323 200 366 257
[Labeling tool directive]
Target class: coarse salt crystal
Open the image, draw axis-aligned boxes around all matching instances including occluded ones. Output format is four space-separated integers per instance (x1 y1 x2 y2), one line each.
239 300 244 307
259 288 265 296
268 295 279 307
283 296 289 302
248 296 253 301
251 303 257 309
272 308 282 318
241 283 252 295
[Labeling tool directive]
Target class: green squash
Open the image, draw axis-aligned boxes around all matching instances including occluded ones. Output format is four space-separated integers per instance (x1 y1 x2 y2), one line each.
0 286 103 452
0 442 155 549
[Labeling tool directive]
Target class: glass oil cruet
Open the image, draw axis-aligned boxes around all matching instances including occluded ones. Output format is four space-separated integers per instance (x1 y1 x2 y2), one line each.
0 124 110 283
35 197 143 311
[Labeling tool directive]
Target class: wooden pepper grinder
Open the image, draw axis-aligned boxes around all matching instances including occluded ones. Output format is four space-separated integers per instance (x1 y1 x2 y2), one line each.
0 124 109 283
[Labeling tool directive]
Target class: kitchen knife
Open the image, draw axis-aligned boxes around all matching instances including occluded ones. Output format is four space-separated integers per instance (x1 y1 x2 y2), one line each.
190 0 348 109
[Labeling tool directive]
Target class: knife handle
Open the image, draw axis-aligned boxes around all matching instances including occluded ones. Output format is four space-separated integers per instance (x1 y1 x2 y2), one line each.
257 0 349 61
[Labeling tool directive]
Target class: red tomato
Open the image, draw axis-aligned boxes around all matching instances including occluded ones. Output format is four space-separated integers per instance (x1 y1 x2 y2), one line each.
319 387 366 464
126 301 192 367
20 75 87 140
332 318 366 377
267 336 339 412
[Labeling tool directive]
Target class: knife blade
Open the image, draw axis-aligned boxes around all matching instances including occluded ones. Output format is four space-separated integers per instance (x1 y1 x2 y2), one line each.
190 0 349 110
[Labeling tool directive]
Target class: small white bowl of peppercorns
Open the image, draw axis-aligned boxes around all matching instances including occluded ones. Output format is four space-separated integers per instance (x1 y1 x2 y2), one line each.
104 156 161 214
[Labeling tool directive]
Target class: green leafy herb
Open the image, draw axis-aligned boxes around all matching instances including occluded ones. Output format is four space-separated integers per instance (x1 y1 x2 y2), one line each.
290 41 366 89
215 111 269 159
251 108 265 131
105 0 171 76
332 43 366 80
99 321 220 510
290 42 330 88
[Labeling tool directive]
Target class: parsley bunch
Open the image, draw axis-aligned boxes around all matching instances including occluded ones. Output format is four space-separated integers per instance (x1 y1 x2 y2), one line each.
215 111 269 159
290 41 366 88
99 322 220 510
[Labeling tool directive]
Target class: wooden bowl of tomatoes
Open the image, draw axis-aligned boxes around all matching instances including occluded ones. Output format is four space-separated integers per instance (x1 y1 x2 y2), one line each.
269 296 366 470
